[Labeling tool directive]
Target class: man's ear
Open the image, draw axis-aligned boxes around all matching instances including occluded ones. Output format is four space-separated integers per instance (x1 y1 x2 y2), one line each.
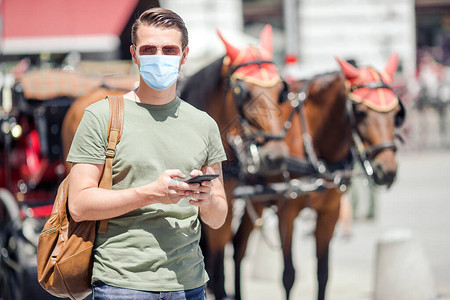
130 45 138 65
181 46 189 65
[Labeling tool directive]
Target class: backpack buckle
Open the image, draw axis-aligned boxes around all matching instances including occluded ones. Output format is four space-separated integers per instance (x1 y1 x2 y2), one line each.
105 149 115 158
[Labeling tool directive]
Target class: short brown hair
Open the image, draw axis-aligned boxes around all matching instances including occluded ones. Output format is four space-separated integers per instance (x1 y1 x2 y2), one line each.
131 8 188 50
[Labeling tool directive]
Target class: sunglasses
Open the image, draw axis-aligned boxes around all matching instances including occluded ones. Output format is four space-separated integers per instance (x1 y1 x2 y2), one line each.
136 44 181 56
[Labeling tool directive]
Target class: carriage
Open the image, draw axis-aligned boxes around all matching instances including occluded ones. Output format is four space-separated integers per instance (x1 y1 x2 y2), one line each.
0 66 136 300
0 69 72 299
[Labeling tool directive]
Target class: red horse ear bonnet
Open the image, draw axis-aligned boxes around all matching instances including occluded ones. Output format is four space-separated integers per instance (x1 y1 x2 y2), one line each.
217 25 280 87
335 53 399 112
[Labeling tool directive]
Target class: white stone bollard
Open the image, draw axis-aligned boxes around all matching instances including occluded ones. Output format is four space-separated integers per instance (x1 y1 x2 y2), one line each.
374 228 437 300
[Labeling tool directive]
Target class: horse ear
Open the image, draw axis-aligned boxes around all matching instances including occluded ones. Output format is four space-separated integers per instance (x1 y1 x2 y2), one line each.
335 56 360 79
259 24 273 57
217 29 240 62
384 53 398 79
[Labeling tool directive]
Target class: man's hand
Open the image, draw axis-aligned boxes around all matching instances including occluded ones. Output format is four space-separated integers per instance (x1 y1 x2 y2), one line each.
152 169 192 204
184 170 214 207
186 164 227 229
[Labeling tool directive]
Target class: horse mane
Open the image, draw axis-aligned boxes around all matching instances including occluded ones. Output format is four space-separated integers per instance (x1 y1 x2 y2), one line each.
179 56 225 110
309 71 342 93
306 71 345 104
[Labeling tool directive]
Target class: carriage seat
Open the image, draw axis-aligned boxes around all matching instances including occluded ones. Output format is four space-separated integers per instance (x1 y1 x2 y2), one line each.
19 69 137 101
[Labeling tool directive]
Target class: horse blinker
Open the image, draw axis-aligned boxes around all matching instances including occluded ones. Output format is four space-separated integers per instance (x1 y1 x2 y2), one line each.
395 100 406 128
278 80 290 104
231 80 250 110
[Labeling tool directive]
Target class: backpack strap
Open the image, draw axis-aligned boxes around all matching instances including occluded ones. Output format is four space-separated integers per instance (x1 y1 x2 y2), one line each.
98 95 124 234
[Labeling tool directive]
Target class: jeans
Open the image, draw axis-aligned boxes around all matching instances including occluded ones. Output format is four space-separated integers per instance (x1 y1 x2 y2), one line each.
92 281 206 300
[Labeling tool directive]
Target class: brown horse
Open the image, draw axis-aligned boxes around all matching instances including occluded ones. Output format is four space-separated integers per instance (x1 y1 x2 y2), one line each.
231 54 405 300
179 25 290 299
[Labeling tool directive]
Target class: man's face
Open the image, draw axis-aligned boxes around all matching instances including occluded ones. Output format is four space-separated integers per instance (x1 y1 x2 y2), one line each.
131 25 188 67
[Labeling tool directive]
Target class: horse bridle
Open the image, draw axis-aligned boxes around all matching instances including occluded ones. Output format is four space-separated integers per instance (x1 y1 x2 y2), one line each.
283 81 353 184
347 76 405 153
283 72 405 185
346 75 405 178
226 60 289 145
224 59 289 175
347 75 406 127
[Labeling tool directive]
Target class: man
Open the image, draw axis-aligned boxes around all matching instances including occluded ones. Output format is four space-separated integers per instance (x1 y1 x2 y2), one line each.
67 8 227 300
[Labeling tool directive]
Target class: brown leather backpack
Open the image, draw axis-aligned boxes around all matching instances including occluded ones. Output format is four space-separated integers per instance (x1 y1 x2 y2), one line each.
37 95 124 300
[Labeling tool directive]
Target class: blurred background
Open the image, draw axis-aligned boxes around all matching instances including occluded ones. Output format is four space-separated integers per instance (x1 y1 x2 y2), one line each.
2 0 450 149
0 0 449 300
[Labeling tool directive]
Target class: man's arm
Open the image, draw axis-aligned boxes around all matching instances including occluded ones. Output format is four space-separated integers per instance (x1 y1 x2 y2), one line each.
186 162 228 229
68 162 192 222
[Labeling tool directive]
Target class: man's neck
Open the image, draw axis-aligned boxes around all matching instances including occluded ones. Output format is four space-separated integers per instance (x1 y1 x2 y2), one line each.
134 79 177 105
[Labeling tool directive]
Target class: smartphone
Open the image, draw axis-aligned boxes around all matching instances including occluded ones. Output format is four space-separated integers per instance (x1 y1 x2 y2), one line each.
185 174 219 184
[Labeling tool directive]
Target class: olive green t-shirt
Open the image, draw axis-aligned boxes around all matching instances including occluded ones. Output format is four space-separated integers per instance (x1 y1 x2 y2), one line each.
66 96 226 291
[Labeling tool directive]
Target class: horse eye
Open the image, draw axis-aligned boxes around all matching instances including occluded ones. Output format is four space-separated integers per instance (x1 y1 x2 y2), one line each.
354 109 367 123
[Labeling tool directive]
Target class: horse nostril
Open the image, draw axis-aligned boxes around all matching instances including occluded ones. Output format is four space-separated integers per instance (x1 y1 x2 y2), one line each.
373 163 397 186
384 171 397 185
267 155 284 165
267 147 289 164
259 145 287 171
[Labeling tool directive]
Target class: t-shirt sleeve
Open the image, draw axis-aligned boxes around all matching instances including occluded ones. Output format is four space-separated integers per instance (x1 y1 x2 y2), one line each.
66 105 108 165
205 115 227 166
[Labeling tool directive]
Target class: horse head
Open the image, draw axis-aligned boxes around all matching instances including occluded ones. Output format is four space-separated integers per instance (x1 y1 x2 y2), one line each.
336 54 406 186
217 25 289 177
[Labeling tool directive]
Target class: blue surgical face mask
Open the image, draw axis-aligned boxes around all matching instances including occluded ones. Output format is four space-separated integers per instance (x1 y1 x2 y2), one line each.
138 55 181 90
